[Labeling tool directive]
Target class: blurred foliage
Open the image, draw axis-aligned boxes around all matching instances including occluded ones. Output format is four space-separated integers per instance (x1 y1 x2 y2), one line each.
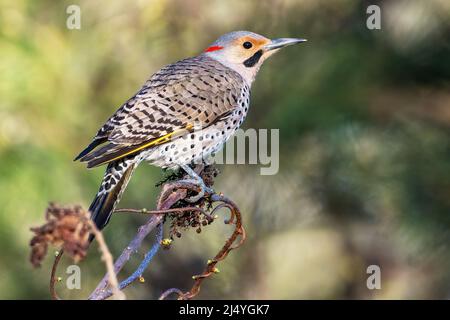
0 0 449 299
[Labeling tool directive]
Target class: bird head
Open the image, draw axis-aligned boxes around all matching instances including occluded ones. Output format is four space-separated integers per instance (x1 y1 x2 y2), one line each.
203 31 306 84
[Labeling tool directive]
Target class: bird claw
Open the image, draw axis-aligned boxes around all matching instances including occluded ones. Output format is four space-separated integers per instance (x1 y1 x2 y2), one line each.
180 165 214 203
179 178 213 203
187 184 213 203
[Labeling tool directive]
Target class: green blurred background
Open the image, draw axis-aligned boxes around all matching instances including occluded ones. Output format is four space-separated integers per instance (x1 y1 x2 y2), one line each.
1 0 449 299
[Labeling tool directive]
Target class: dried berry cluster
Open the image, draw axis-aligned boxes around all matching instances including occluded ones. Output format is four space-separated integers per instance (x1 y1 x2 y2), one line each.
168 208 214 239
199 165 219 187
167 165 219 240
30 203 91 267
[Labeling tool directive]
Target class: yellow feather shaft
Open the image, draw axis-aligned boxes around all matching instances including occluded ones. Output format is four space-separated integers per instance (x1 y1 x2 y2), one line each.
96 124 194 166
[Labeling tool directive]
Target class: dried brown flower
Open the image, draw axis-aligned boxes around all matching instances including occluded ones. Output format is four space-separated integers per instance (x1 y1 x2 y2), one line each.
167 205 214 240
200 165 219 188
30 203 91 267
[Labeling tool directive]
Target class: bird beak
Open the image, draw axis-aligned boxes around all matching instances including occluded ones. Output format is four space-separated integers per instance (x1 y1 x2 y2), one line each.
264 38 307 51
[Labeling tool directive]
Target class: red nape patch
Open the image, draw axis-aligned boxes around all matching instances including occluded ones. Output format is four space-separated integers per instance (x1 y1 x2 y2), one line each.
204 45 224 53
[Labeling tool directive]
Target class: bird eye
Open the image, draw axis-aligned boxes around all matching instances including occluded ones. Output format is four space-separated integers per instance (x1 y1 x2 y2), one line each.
243 41 253 49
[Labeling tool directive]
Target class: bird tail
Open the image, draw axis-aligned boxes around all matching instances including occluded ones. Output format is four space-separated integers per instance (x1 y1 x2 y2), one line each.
88 159 137 241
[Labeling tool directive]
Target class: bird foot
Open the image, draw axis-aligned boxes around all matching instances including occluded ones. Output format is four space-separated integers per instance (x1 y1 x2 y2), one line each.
180 165 214 203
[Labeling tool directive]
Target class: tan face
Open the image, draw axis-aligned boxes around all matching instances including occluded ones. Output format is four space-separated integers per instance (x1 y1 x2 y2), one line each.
206 35 272 66
204 31 306 83
231 36 271 62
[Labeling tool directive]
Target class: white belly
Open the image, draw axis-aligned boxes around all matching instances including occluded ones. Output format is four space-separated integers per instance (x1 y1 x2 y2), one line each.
141 86 250 169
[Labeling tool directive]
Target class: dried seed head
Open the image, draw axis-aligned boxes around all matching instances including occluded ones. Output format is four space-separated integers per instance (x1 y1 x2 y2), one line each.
29 203 91 268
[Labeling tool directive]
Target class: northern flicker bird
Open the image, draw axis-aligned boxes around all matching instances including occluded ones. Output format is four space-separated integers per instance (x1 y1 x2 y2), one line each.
75 31 306 233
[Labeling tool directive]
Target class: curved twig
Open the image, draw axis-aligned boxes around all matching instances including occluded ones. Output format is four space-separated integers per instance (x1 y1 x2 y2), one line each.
159 194 246 300
184 200 245 299
158 288 185 300
50 249 64 300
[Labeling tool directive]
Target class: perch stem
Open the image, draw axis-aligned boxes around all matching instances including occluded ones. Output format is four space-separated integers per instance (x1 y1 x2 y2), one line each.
50 249 64 300
88 181 189 300
159 194 246 300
